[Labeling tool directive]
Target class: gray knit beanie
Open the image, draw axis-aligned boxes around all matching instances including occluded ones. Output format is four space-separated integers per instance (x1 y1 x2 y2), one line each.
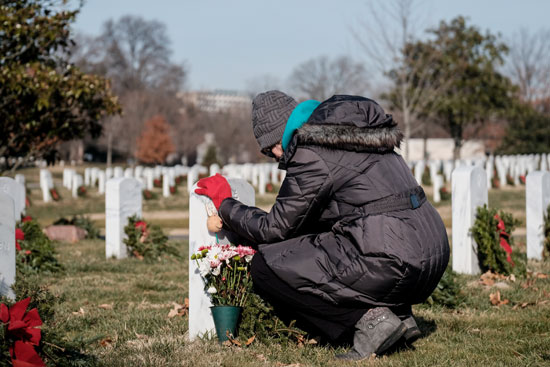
252 90 298 150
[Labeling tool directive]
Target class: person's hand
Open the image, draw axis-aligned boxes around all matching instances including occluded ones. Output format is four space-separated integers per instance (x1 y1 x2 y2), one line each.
194 173 232 210
207 214 223 232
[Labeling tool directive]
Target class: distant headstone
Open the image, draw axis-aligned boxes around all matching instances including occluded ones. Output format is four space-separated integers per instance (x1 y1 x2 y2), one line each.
14 174 25 187
433 174 444 204
187 168 198 193
414 161 425 185
98 171 106 194
144 168 154 190
105 178 142 259
188 178 255 341
124 167 133 178
113 166 123 178
84 168 92 186
72 174 83 198
0 192 16 300
258 165 267 195
452 166 488 275
209 164 220 176
163 173 170 198
526 171 550 260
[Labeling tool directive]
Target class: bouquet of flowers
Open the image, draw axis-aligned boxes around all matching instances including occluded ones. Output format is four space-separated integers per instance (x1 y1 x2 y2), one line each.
191 244 256 307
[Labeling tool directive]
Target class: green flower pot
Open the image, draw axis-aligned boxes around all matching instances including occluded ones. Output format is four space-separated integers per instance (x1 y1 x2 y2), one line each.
210 306 242 342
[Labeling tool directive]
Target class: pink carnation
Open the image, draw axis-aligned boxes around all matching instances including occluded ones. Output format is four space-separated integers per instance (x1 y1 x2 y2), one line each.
210 258 221 268
235 245 256 257
198 245 211 251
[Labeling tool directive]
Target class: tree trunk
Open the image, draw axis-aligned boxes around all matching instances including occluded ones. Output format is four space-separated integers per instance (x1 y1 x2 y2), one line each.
403 107 411 161
107 130 112 167
453 138 462 160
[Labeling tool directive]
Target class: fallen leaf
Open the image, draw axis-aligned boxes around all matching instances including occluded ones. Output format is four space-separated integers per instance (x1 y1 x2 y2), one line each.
226 331 241 347
245 335 255 346
167 302 186 318
489 290 509 306
222 340 232 347
480 271 496 286
255 354 266 362
72 307 85 316
98 304 113 310
537 300 549 305
509 274 516 282
536 273 548 279
184 298 189 309
134 332 146 339
100 337 112 347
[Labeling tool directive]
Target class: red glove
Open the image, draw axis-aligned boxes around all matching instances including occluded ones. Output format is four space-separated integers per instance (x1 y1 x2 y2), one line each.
195 173 232 210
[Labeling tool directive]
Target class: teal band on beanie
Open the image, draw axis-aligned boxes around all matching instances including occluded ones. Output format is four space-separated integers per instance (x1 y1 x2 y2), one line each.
282 100 321 151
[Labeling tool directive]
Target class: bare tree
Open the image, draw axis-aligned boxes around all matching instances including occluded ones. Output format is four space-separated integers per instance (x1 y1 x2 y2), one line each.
288 55 369 101
72 15 187 164
352 0 452 160
506 28 550 105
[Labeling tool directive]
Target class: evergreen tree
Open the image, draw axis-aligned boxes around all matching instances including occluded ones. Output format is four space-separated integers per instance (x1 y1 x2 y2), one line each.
0 0 120 173
402 17 517 159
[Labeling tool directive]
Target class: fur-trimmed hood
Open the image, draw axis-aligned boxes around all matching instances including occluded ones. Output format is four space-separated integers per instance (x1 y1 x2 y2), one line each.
294 95 403 153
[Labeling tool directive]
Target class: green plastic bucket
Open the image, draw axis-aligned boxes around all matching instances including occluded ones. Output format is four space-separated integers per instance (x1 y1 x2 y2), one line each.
210 306 242 342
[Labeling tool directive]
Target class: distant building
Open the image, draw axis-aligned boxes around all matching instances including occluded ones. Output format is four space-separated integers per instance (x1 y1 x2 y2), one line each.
179 90 251 113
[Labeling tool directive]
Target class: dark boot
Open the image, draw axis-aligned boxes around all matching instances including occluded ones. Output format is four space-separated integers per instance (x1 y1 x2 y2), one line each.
335 307 407 361
402 315 421 343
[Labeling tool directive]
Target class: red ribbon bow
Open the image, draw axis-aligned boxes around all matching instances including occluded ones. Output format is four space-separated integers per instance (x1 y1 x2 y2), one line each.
494 214 514 266
1 297 45 367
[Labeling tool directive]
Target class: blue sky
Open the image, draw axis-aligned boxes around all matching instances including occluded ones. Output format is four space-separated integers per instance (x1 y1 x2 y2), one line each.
73 0 550 92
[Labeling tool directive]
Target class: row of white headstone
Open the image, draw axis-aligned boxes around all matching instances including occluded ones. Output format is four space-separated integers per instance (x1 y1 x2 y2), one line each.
49 162 284 202
411 154 549 191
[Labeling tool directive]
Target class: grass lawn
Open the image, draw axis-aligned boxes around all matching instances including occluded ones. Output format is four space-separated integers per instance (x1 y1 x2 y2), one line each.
27 237 549 367
7 167 549 365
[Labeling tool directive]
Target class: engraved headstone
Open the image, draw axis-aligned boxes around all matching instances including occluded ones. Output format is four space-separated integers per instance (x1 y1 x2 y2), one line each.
188 178 255 341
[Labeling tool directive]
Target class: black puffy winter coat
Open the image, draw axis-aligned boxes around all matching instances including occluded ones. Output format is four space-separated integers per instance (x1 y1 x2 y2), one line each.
219 95 449 307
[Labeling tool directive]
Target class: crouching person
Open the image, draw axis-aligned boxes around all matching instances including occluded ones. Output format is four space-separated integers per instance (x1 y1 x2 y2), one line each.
195 91 450 360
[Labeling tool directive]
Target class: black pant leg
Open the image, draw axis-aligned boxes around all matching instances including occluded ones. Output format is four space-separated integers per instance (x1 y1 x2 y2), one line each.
250 253 368 343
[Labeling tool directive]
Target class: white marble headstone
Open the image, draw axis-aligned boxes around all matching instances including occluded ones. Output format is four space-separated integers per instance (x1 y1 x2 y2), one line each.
72 174 83 198
162 173 170 198
209 164 220 176
0 178 25 219
452 166 488 275
98 171 106 194
105 178 142 259
0 192 16 300
433 174 444 204
188 178 255 341
526 171 550 260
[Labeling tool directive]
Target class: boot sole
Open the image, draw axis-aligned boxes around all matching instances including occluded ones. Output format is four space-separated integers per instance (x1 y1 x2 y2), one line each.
375 323 408 355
